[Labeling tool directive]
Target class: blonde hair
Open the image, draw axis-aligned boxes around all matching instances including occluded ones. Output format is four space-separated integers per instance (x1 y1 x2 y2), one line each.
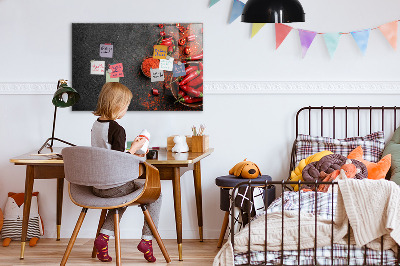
93 82 133 120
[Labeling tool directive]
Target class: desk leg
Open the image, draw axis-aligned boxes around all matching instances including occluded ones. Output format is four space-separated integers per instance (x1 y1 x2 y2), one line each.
172 167 183 261
20 165 35 259
56 178 64 241
193 161 203 242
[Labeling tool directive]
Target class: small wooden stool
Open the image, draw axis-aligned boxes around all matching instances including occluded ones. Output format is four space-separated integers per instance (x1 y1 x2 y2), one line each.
215 175 275 248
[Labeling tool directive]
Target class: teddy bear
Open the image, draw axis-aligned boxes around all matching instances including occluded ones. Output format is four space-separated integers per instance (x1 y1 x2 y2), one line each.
172 135 189 153
1 192 44 247
229 159 261 179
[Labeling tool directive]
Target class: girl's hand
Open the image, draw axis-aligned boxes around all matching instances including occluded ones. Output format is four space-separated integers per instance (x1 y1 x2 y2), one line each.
128 137 147 155
134 148 149 157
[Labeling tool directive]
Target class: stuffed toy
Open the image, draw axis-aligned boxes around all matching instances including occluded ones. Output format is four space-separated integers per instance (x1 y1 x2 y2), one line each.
348 146 391 180
229 159 261 179
1 192 44 247
172 135 189 153
289 150 333 191
317 160 360 193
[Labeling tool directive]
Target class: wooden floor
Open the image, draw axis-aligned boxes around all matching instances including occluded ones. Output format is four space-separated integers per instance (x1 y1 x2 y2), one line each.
0 239 221 265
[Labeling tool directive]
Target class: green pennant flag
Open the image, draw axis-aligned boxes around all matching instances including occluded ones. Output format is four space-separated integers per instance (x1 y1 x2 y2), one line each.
209 0 220 7
251 23 266 38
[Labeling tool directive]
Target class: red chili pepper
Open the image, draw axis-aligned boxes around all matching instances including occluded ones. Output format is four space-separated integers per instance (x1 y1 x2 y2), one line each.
164 37 173 41
196 85 203 93
158 24 164 28
178 90 186 98
160 31 166 37
199 62 203 70
152 88 159 96
187 34 196 42
186 74 203 87
180 85 203 97
168 46 174 52
179 70 202 86
185 65 198 75
180 95 202 103
178 38 186 46
183 52 203 61
160 39 172 46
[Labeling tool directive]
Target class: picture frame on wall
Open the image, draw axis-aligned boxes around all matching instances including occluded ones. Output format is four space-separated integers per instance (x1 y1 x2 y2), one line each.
72 23 203 111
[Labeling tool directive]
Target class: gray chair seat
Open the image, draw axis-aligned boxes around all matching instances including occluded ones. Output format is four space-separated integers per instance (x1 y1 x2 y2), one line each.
69 180 145 208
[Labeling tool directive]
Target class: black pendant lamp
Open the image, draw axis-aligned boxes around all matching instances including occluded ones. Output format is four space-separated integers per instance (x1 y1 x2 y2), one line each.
242 0 305 23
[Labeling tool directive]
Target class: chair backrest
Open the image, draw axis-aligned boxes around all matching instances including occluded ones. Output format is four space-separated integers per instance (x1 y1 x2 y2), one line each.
62 146 145 187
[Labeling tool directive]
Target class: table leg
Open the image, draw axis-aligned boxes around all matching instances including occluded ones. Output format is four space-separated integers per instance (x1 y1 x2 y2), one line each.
56 178 64 241
193 161 203 242
172 167 183 261
20 165 35 259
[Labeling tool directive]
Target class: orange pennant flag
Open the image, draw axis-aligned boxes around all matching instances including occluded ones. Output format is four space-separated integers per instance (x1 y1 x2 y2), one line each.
275 23 293 49
378 21 398 50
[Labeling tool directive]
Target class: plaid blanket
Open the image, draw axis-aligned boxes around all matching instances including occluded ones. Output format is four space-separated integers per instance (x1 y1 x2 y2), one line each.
234 191 397 265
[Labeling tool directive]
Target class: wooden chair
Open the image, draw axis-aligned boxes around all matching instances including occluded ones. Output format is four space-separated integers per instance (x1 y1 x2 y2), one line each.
60 146 171 265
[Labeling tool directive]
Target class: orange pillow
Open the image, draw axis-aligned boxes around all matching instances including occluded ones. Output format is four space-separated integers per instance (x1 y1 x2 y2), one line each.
347 146 391 180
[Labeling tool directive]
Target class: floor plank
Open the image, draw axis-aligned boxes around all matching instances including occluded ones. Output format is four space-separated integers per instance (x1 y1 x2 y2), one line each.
0 239 221 265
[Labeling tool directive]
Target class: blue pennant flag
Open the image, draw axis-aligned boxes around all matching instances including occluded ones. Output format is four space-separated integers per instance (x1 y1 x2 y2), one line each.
323 33 341 58
351 29 370 55
229 0 245 24
209 0 221 7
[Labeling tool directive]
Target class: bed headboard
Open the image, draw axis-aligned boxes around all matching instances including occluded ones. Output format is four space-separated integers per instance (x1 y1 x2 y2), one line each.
290 106 400 179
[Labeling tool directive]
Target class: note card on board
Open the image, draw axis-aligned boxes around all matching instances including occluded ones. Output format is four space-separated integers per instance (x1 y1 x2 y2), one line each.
173 63 186 77
150 68 164 82
153 45 168 59
100 44 114 58
109 63 124 78
91 61 105 75
159 58 174 71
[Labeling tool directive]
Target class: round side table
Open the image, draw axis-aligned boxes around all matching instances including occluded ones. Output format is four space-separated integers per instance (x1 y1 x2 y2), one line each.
215 175 275 248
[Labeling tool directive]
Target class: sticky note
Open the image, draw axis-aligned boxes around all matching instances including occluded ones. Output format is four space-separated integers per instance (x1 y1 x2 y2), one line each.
159 58 174 71
100 44 114 58
109 63 124 78
173 63 186 77
91 61 105 75
150 68 164 82
153 45 168 59
106 72 120 82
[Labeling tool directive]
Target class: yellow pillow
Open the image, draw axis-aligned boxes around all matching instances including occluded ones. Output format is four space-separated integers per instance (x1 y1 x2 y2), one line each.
290 150 333 191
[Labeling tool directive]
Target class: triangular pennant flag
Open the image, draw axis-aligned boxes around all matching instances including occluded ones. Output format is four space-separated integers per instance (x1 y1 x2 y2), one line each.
351 29 370 55
229 0 245 24
323 33 341 58
275 23 293 49
209 0 220 7
251 23 266 38
298 29 317 58
378 21 397 50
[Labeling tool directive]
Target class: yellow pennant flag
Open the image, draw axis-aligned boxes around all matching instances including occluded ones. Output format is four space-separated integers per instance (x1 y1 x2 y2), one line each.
251 23 266 38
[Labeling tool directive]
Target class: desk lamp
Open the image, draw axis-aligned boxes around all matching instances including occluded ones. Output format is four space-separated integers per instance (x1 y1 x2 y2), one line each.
38 79 80 154
241 0 305 23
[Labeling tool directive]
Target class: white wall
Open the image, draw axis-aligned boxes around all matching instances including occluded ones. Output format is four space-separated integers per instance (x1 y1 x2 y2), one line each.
1 0 400 240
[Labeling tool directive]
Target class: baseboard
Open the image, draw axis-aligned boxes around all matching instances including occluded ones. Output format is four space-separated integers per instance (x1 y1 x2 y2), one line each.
1 81 400 94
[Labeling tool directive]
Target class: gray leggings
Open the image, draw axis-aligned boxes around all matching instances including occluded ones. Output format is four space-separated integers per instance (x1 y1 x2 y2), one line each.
92 180 162 240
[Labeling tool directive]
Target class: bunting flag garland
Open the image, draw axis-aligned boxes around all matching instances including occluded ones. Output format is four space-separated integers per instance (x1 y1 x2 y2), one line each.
351 29 370 55
323 33 341 58
378 21 398 50
251 23 266 38
209 0 220 7
298 29 317 58
229 0 245 24
275 23 293 49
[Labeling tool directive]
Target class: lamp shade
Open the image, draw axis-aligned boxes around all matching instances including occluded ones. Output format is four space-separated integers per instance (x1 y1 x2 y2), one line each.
241 0 305 23
52 84 80 108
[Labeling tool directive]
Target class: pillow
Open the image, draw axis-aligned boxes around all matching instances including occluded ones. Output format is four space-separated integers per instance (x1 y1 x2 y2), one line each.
348 146 391 180
382 126 400 184
295 131 385 167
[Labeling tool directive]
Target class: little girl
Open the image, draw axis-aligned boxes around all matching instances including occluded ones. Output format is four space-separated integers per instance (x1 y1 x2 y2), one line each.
91 82 162 263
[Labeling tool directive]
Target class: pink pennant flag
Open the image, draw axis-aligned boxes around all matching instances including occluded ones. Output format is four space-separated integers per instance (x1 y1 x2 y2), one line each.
275 23 293 49
378 21 398 50
298 29 317 58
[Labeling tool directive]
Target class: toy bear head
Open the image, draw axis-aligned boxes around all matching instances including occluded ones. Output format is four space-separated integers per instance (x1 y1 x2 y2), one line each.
229 159 261 179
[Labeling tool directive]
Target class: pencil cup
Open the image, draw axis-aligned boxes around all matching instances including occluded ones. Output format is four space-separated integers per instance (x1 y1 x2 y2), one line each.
191 135 209 153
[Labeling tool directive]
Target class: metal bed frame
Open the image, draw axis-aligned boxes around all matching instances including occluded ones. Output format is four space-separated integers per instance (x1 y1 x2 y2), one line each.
230 106 400 266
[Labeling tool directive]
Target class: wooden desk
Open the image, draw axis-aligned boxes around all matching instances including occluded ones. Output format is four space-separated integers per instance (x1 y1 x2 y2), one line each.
10 147 213 261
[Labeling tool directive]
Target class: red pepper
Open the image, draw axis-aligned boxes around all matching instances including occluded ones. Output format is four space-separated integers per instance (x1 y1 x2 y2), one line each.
199 62 203 70
183 52 203 61
196 85 203 93
179 70 202 86
180 85 203 97
158 24 164 28
152 88 159 96
187 34 196 42
186 74 203 87
178 38 186 46
178 90 186 98
180 95 202 103
160 31 166 37
160 39 172 46
185 65 198 75
168 46 174 52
